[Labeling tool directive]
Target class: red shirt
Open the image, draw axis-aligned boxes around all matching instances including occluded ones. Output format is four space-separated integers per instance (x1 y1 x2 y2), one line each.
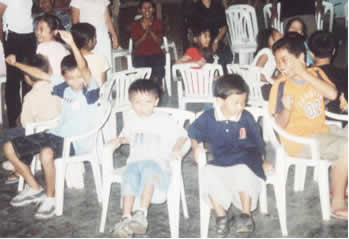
185 47 203 61
130 19 164 56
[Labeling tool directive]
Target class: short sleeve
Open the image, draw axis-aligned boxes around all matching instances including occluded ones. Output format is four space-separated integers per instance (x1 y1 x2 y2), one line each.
185 47 203 61
188 111 209 143
70 0 81 8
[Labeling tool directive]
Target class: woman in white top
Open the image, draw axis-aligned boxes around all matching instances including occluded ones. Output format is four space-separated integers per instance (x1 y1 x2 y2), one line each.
70 0 119 65
0 0 37 128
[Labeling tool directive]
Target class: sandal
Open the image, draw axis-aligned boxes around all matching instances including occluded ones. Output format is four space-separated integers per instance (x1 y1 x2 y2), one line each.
4 173 19 185
331 208 348 220
215 216 231 238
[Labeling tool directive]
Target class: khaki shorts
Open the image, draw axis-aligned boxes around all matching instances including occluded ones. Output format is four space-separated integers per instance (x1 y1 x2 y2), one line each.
297 125 348 162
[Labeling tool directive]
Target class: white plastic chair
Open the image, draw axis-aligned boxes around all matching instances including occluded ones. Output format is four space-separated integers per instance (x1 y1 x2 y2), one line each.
345 1 348 28
172 63 223 110
0 41 6 126
325 110 348 122
102 67 152 142
263 2 283 33
251 48 277 81
316 1 334 32
111 46 133 72
128 36 175 96
225 4 259 64
99 106 195 237
197 106 288 237
227 64 270 107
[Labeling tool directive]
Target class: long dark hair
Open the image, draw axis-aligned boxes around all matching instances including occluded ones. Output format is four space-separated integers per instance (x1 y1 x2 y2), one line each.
254 28 278 57
189 24 213 63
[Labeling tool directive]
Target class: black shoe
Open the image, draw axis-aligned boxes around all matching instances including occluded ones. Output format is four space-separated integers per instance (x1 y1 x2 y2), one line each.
215 216 231 237
235 213 255 233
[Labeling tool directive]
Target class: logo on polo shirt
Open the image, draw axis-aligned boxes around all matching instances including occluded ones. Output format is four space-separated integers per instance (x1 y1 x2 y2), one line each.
239 127 246 139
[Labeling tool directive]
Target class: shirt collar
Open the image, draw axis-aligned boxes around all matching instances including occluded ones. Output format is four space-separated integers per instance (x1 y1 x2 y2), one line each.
214 105 242 122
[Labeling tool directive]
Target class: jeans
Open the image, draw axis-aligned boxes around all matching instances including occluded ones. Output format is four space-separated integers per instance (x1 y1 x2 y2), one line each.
133 54 165 88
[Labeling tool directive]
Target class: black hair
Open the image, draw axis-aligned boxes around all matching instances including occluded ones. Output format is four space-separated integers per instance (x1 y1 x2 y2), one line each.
254 27 278 57
138 0 156 11
285 17 308 39
71 23 96 49
272 32 306 61
34 13 65 43
23 54 50 81
128 79 161 100
308 30 337 59
214 74 249 99
188 24 213 63
61 54 77 76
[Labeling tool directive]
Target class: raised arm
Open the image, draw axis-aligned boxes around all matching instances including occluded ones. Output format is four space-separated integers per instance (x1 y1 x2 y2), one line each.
71 7 80 24
105 7 119 48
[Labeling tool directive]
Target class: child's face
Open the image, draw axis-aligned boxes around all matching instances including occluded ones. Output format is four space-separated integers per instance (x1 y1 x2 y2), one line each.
141 2 154 18
268 30 282 48
287 20 304 35
218 93 247 118
275 48 305 78
63 68 85 91
130 91 159 117
36 20 54 42
199 31 211 48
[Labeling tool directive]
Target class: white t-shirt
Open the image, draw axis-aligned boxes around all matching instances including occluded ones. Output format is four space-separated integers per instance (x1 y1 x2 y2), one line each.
0 0 33 33
70 0 110 33
84 53 110 87
251 48 276 79
37 41 70 76
120 110 188 170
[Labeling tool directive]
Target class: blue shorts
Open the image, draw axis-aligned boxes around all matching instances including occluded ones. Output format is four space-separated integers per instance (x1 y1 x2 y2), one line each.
121 160 171 199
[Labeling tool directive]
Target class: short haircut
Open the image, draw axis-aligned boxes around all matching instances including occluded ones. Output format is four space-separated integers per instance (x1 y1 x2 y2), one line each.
61 54 77 75
285 17 308 39
214 74 249 99
308 30 337 58
71 23 96 49
272 32 306 60
128 79 161 100
23 54 50 81
139 0 156 9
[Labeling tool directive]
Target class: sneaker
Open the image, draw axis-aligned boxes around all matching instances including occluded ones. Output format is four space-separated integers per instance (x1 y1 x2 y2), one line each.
128 210 148 235
215 216 231 237
112 216 133 238
10 187 45 207
236 213 255 233
2 160 15 171
35 197 56 219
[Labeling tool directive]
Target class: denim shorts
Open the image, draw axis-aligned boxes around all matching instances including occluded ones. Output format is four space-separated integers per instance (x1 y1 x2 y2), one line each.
121 160 171 200
11 132 74 165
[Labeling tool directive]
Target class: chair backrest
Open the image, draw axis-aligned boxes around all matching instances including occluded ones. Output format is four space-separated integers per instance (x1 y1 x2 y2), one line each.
103 67 152 107
225 4 259 43
263 2 283 33
251 48 277 81
0 41 6 77
172 63 223 98
316 1 334 32
226 64 266 107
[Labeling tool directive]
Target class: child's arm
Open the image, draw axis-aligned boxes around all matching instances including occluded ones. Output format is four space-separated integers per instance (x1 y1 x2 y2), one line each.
175 55 193 64
107 137 129 152
274 95 293 129
190 138 206 164
104 7 119 48
171 136 188 159
5 54 50 82
55 30 92 86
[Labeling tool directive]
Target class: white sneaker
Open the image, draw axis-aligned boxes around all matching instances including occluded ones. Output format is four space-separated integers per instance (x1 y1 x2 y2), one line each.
35 197 56 219
10 187 45 207
112 216 133 238
128 210 148 234
2 160 15 171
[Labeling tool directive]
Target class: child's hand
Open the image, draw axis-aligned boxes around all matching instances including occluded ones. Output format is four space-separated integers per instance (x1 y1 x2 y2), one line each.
5 54 16 66
282 95 294 111
339 93 348 112
55 30 74 46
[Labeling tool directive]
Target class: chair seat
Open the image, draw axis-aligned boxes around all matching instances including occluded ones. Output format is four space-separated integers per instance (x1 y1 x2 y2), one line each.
112 47 130 57
230 42 257 52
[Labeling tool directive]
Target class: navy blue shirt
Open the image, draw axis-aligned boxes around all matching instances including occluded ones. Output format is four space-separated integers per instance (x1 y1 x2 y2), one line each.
189 109 266 180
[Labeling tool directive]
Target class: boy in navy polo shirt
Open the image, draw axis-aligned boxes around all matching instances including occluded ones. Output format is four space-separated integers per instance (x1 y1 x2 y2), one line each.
189 74 265 236
2 30 99 219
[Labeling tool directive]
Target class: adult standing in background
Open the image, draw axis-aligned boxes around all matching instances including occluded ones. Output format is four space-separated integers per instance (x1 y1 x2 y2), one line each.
270 0 323 37
0 0 37 128
71 0 119 65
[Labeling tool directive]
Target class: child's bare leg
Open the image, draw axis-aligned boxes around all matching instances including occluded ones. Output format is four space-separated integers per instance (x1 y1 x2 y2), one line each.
239 191 252 215
39 147 56 198
140 184 154 209
331 149 348 214
3 141 41 190
209 194 226 217
122 195 136 217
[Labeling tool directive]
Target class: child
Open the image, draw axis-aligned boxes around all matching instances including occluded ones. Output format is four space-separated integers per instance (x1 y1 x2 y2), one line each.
107 79 188 237
35 13 70 76
189 74 266 236
175 24 213 67
2 29 99 219
269 33 348 220
285 17 314 66
71 23 110 87
308 30 348 114
2 54 62 184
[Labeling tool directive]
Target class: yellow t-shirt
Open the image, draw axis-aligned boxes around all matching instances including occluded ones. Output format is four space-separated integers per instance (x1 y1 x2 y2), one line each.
268 67 334 156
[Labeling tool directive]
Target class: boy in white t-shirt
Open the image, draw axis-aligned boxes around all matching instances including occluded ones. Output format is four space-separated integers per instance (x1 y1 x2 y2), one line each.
107 79 188 237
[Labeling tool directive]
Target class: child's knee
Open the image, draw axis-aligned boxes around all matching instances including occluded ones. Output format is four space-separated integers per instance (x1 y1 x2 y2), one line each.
40 147 54 165
3 141 15 157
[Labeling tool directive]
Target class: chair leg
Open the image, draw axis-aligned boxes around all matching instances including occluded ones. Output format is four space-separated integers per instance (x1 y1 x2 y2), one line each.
318 163 331 221
199 195 211 238
180 175 189 219
99 180 112 233
259 183 268 214
55 159 65 216
91 160 103 203
294 164 306 192
274 182 288 236
167 177 180 238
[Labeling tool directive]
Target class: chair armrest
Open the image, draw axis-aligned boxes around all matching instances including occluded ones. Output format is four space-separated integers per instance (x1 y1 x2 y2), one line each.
197 147 207 168
325 120 342 128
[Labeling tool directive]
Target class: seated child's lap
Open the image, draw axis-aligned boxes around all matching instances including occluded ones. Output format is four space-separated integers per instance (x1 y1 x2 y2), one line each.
121 160 171 203
11 132 74 165
201 164 262 211
297 125 348 162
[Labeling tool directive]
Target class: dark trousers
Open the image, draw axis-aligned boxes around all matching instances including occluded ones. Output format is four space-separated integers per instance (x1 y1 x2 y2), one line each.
3 31 36 128
133 54 165 88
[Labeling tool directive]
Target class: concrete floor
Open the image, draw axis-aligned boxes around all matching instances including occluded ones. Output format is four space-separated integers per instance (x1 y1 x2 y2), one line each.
0 1 348 238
